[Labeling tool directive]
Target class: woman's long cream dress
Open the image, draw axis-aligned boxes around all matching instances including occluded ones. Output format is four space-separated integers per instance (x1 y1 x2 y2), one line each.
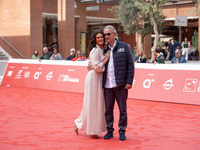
74 45 106 135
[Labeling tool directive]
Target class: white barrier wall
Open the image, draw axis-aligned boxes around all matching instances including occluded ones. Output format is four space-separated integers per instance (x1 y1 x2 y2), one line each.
1 59 200 105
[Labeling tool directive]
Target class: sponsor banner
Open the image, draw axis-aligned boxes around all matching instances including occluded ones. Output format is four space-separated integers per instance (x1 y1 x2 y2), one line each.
2 62 87 93
1 59 200 105
129 68 200 105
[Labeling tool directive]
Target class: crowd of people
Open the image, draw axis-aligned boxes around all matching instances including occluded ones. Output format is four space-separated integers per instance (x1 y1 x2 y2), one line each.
135 37 199 64
32 42 85 61
32 36 198 64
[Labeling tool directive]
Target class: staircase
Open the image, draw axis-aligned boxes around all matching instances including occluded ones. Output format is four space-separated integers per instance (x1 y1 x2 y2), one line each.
0 60 8 85
0 51 9 60
0 47 9 84
0 35 28 59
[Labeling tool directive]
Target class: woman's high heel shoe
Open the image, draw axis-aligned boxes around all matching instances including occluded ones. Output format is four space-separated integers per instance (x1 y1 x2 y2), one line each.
74 125 79 135
91 135 99 138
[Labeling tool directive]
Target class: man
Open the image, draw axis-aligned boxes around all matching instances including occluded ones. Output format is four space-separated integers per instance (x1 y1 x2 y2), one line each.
167 39 174 60
103 25 135 141
153 49 165 64
173 39 181 58
66 48 76 60
40 47 52 60
50 38 59 49
171 49 187 63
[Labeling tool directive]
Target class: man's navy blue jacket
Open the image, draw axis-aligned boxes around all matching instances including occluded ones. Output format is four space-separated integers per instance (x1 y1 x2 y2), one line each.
103 40 135 88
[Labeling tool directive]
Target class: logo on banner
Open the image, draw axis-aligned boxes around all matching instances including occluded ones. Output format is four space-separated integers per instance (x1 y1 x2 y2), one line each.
7 71 13 77
15 70 23 79
63 75 69 81
183 78 198 92
24 71 30 78
163 78 174 90
58 74 65 82
17 70 23 74
34 72 42 80
143 79 155 89
58 74 79 83
46 72 53 80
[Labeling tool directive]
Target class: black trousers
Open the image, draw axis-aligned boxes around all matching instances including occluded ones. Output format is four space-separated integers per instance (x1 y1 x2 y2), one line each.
104 86 128 133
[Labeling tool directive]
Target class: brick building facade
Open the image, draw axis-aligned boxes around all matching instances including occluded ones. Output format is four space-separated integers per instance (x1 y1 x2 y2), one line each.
0 0 199 59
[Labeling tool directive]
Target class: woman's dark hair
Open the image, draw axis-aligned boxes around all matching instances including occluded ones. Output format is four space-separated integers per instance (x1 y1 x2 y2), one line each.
33 49 39 56
53 47 59 53
88 30 105 57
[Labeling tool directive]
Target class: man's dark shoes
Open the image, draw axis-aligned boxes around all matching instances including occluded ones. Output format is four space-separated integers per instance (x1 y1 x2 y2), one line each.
119 132 126 141
104 131 113 139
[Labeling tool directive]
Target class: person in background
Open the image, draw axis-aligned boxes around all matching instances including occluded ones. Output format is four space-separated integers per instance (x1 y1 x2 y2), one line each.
72 50 85 61
40 47 52 60
188 47 199 60
32 49 40 59
173 39 181 58
153 49 165 64
167 39 174 60
166 40 171 60
160 46 168 60
66 48 76 60
50 47 62 60
135 49 147 63
171 49 187 63
181 37 190 61
49 39 59 54
50 39 59 49
164 41 168 48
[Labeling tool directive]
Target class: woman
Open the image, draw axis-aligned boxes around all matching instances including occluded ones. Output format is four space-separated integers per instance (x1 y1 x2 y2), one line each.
72 50 85 61
32 49 40 59
135 49 147 63
50 47 62 60
182 37 190 61
74 30 110 138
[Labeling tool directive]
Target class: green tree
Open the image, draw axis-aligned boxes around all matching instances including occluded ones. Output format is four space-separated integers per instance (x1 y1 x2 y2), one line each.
192 30 198 50
111 0 165 60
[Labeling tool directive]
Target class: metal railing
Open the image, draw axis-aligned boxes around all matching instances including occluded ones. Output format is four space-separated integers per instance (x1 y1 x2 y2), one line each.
0 35 28 58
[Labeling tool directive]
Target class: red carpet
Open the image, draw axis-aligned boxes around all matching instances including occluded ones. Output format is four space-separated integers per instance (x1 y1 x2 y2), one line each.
0 86 200 150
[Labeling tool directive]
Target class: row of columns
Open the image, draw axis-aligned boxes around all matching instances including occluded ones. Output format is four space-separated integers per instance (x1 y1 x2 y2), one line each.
57 0 75 58
57 0 87 59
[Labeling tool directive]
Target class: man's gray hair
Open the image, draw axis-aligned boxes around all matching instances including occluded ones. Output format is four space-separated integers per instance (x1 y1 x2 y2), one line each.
43 47 48 51
104 25 117 34
70 48 76 52
175 48 181 53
